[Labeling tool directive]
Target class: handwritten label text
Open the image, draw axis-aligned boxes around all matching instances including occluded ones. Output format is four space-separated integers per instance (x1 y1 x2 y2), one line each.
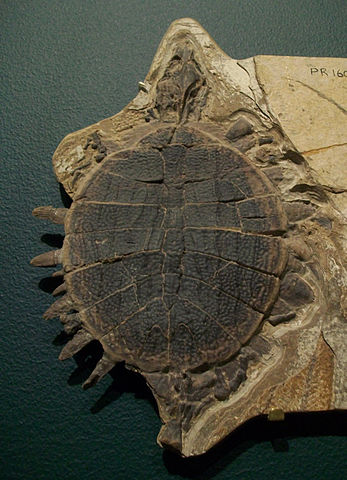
310 67 347 77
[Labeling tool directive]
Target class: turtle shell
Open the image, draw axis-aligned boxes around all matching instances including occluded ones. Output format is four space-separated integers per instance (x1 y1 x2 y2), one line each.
62 125 287 372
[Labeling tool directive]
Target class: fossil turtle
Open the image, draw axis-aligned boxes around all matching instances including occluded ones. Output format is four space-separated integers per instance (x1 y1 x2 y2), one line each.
33 122 289 450
31 19 346 457
35 123 288 369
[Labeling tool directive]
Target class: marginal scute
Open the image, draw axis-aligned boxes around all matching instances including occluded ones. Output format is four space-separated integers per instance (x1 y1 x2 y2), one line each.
226 117 254 141
60 313 81 335
43 295 74 319
279 272 315 306
30 249 62 267
52 282 66 296
82 353 116 390
59 330 94 360
32 206 68 224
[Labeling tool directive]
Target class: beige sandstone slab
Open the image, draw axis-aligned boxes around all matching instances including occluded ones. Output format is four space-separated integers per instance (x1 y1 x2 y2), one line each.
253 55 347 215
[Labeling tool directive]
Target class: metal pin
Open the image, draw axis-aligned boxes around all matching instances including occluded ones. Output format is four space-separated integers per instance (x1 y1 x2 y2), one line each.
267 408 285 421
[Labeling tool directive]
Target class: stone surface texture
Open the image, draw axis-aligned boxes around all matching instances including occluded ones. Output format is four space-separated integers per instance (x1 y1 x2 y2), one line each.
32 18 346 457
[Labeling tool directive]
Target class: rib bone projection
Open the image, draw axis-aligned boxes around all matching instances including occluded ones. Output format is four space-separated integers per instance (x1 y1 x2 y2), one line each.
32 206 67 224
31 249 62 267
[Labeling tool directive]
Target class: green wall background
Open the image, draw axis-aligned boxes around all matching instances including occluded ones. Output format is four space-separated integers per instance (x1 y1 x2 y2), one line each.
1 1 346 479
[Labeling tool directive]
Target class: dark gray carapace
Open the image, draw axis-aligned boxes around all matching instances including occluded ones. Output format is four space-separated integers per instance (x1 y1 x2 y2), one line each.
32 124 288 383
